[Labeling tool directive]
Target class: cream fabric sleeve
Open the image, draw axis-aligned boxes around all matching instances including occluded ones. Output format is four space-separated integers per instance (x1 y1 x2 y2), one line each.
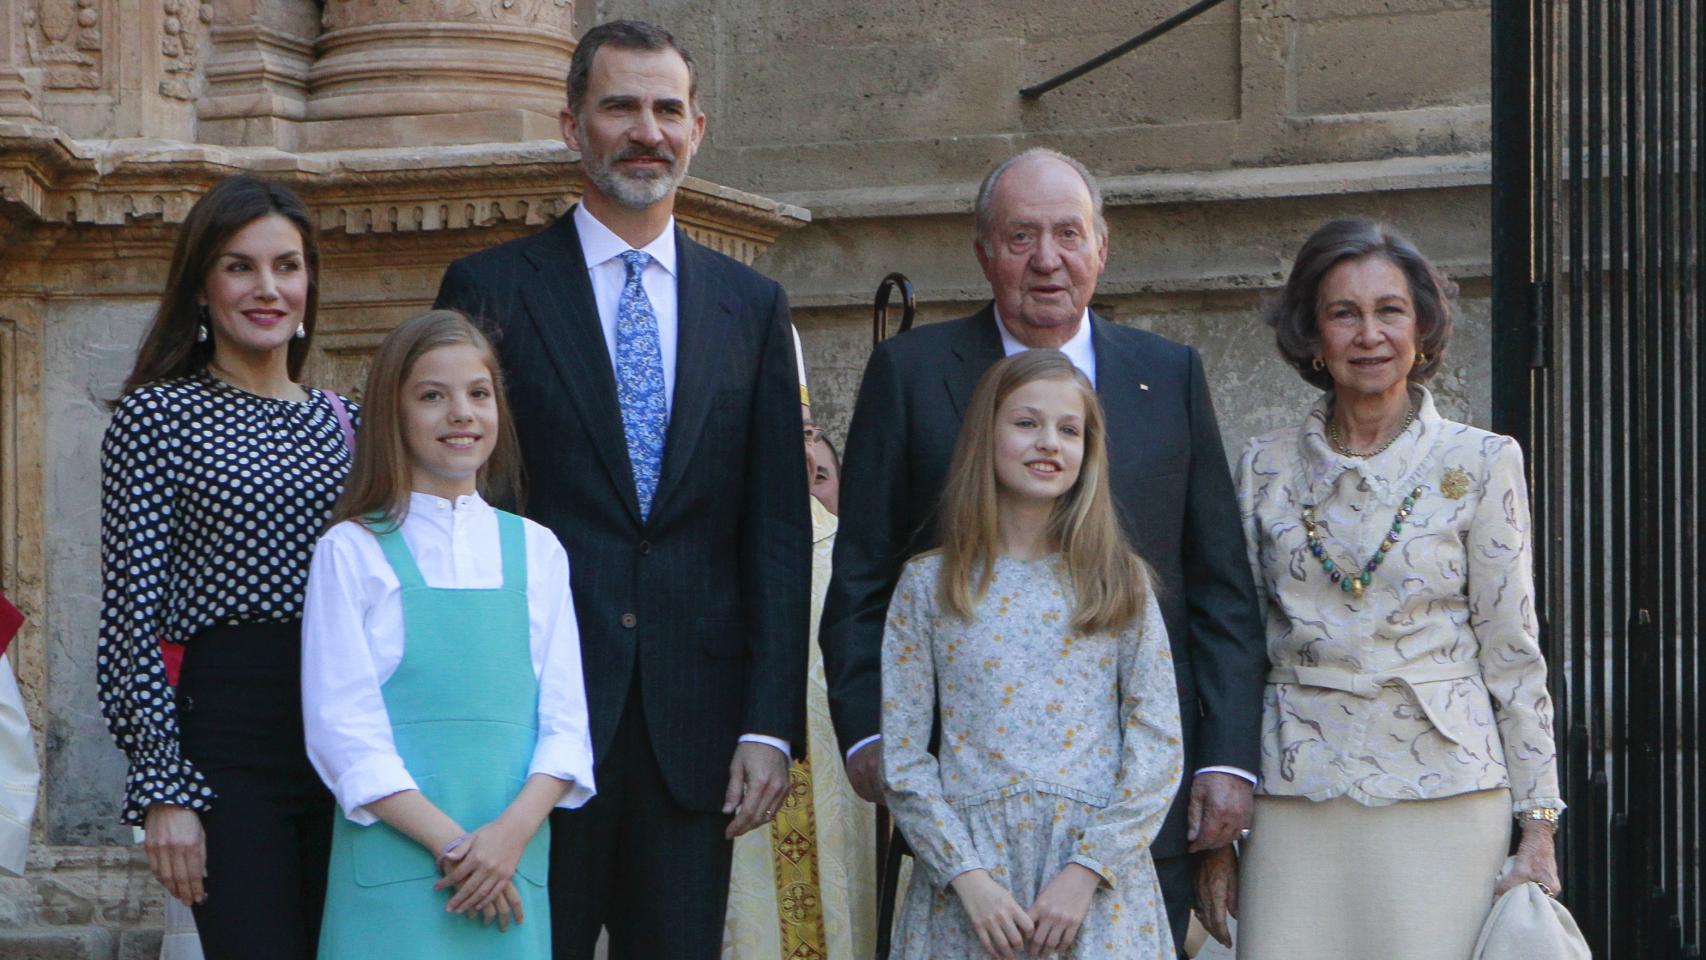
1467 439 1564 813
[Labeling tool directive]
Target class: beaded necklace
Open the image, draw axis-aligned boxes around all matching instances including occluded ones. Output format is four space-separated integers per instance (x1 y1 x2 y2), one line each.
1302 485 1425 602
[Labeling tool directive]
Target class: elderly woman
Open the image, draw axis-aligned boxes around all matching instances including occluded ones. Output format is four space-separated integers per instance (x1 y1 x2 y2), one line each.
1200 217 1563 960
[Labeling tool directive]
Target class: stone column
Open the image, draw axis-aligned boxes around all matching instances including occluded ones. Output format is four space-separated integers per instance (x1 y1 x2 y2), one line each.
0 0 43 119
304 0 576 150
196 0 319 149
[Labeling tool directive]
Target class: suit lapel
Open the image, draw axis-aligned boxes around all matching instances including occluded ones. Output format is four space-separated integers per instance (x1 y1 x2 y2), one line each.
520 214 643 524
1090 312 1154 491
945 304 1006 418
651 228 726 519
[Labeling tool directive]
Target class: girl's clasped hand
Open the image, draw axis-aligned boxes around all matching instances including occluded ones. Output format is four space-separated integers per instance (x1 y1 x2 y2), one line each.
433 826 527 931
950 864 1103 959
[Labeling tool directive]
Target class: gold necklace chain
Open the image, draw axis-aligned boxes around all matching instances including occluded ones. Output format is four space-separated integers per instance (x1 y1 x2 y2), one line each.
1328 402 1415 458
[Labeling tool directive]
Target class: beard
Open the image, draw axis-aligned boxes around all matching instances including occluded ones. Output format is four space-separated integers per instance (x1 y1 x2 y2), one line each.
580 136 692 210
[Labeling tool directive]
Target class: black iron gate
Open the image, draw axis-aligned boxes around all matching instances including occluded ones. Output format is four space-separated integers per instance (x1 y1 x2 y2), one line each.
1491 0 1703 956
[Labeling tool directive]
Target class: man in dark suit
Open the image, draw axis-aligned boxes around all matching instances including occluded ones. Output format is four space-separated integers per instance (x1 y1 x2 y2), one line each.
433 20 809 960
819 148 1267 951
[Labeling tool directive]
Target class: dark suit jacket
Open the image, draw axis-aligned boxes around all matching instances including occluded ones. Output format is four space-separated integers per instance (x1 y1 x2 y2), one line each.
434 212 810 814
819 306 1267 858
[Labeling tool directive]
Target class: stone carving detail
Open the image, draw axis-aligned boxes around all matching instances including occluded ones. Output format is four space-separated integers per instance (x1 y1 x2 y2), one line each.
320 0 573 31
159 0 215 100
21 0 102 90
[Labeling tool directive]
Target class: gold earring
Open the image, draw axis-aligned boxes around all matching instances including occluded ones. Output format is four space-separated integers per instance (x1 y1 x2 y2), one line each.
1312 357 1324 372
1416 351 1427 365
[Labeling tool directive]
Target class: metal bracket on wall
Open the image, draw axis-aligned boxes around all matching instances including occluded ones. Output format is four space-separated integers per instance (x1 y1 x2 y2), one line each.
1019 0 1233 99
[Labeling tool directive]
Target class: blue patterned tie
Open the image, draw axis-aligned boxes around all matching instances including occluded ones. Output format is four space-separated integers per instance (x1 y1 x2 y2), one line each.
615 250 668 520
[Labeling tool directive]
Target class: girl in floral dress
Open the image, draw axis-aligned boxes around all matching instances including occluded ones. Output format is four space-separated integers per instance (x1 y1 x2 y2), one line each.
881 349 1183 960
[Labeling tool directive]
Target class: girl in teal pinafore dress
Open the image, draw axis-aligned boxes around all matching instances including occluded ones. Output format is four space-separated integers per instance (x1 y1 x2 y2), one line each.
301 311 595 960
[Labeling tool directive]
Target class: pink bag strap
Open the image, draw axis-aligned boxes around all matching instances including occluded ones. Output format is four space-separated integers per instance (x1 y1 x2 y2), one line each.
325 390 356 453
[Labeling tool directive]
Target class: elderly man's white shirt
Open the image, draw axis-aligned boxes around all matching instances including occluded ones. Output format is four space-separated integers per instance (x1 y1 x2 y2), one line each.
993 306 1097 386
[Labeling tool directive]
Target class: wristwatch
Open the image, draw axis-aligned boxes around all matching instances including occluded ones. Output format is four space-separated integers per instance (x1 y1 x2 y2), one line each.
1519 807 1561 826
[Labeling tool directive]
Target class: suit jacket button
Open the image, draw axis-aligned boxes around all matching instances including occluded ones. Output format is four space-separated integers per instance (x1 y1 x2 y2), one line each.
620 613 637 629
639 540 651 556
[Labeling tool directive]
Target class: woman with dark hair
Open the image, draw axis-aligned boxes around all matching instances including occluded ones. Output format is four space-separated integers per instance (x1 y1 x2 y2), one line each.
1197 217 1564 960
97 174 358 959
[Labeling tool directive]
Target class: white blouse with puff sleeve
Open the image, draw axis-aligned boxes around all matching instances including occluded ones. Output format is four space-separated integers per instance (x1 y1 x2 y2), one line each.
1236 387 1563 816
301 491 596 825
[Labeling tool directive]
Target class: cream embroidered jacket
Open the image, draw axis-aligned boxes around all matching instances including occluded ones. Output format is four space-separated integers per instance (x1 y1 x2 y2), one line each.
1235 387 1563 814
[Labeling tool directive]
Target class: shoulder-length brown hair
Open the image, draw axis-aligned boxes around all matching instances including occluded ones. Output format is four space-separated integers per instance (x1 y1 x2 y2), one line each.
934 349 1152 634
329 310 525 532
115 175 320 402
1263 216 1458 392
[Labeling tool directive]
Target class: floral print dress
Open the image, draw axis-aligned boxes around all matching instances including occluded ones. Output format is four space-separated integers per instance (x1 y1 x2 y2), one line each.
881 553 1183 959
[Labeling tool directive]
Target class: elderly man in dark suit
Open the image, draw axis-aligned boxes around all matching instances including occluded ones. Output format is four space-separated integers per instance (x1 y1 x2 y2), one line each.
433 20 809 960
819 148 1267 952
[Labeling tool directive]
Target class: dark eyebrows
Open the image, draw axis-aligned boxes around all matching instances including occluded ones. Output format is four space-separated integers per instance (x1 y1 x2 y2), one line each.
596 94 687 112
218 249 303 263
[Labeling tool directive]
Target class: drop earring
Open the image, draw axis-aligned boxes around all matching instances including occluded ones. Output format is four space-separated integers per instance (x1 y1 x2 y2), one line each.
197 305 210 343
294 322 306 340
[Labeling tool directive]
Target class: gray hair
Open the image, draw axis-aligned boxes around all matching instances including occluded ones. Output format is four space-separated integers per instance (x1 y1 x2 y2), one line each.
973 148 1108 254
1263 217 1457 391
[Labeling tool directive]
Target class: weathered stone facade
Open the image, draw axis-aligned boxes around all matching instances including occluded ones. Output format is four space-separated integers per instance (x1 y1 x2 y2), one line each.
1 0 1492 955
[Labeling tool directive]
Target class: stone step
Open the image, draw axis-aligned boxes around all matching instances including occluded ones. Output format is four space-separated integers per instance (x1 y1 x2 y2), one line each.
0 925 161 960
0 927 111 960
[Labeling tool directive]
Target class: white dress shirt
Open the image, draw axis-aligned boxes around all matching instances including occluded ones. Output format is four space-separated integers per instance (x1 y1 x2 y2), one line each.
575 203 681 413
994 306 1099 386
302 492 597 825
573 204 790 760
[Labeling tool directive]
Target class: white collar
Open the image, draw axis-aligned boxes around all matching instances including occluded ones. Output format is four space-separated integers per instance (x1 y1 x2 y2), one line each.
993 306 1096 382
574 203 678 277
407 489 490 515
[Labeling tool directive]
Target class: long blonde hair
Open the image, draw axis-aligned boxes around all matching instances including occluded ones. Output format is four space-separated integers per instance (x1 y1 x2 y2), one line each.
935 349 1151 633
328 310 525 531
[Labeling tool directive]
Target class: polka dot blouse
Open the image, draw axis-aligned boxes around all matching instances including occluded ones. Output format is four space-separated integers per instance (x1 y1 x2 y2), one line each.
97 373 359 825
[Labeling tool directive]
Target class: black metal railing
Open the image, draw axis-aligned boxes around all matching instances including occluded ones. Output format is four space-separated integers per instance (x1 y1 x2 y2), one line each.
1492 1 1703 956
1019 0 1232 99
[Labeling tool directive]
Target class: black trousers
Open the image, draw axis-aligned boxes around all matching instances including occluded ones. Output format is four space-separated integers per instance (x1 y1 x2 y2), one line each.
177 621 333 960
1155 851 1193 958
549 678 733 960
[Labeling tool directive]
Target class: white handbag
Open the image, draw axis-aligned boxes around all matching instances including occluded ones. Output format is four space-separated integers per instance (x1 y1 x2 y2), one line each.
1471 857 1591 960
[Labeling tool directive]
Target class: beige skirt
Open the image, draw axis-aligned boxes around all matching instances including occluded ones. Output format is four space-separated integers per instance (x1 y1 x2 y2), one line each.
1236 790 1511 960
